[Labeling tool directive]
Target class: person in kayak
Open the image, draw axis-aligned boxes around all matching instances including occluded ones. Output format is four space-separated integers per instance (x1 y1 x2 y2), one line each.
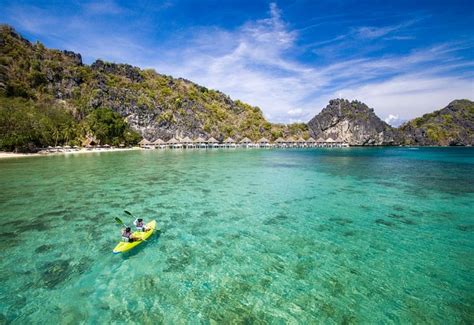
133 218 149 232
122 227 137 242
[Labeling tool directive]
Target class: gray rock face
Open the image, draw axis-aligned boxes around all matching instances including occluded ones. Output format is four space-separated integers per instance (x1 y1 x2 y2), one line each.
307 99 400 145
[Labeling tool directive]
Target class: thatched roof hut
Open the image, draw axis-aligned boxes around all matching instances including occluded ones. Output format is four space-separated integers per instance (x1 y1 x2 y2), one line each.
239 137 252 144
326 137 335 143
181 136 193 144
316 137 325 143
306 137 316 143
296 137 306 143
335 136 344 143
224 137 236 143
167 138 180 144
275 137 285 143
257 137 270 143
138 138 151 146
152 139 165 145
194 136 207 143
207 137 219 144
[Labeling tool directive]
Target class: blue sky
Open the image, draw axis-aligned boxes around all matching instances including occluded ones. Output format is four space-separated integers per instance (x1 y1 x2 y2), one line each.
1 0 473 124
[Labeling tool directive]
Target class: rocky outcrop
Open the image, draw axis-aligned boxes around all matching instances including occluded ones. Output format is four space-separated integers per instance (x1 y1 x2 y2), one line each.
307 99 400 145
62 51 82 66
399 99 474 146
91 60 143 82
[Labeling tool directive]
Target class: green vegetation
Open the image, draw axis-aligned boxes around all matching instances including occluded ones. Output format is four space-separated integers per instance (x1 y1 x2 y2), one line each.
0 97 77 151
80 108 141 146
0 97 141 151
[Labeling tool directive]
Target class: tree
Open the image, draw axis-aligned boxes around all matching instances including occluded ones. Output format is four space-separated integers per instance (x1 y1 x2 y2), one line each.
80 107 141 145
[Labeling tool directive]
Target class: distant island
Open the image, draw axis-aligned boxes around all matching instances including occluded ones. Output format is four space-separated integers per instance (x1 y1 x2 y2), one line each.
309 98 473 146
0 25 473 152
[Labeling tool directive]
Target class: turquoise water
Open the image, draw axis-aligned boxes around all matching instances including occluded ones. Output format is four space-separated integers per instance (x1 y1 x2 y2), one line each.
0 148 473 324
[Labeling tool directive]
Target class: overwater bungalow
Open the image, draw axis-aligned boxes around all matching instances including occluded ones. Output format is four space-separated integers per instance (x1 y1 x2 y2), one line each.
326 137 336 148
223 137 237 148
286 137 297 148
306 137 316 147
181 136 194 148
194 136 207 148
316 137 325 147
257 137 270 148
274 137 286 148
138 138 152 149
136 134 346 150
296 137 306 148
167 137 182 149
152 138 166 149
207 137 219 148
239 137 252 148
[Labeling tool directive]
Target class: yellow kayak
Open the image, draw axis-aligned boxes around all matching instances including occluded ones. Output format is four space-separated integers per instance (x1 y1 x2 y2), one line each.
113 220 157 254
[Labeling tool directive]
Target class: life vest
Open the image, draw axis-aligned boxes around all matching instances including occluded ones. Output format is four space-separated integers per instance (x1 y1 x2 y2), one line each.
122 230 132 241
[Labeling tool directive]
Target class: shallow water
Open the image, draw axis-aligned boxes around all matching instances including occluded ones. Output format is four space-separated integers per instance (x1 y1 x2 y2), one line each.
1 147 473 323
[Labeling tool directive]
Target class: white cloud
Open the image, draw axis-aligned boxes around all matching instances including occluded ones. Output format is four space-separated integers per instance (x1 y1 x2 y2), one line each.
354 19 419 39
384 114 405 127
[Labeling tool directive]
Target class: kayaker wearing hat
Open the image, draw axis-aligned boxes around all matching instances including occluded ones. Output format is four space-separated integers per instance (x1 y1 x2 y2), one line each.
133 218 149 232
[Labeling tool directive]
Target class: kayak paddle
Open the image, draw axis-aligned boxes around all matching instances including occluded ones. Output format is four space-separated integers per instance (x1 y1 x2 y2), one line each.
124 210 135 218
115 217 128 227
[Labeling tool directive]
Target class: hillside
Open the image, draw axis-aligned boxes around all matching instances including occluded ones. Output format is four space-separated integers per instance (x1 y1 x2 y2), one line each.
399 99 474 146
0 25 307 151
307 99 400 145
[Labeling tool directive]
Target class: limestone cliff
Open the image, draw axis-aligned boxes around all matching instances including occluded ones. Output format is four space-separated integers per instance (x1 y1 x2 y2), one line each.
307 99 400 145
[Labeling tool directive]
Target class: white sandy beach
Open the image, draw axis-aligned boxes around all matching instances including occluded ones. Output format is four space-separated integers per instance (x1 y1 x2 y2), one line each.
0 147 141 159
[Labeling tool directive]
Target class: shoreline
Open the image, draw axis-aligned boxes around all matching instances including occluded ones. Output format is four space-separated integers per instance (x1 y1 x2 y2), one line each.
1 145 471 159
0 147 140 159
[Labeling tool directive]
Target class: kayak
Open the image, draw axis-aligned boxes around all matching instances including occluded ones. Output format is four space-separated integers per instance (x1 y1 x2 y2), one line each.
113 220 157 254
